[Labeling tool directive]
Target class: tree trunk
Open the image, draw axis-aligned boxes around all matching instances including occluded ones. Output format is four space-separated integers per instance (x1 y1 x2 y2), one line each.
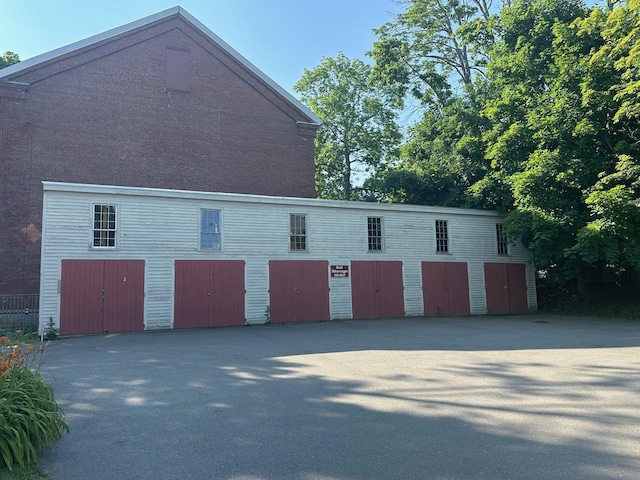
343 155 352 200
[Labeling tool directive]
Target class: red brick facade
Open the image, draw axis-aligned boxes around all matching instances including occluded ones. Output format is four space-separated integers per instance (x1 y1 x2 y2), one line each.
0 10 318 294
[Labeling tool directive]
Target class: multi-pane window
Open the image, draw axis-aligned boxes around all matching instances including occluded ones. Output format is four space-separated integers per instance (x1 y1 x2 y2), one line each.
368 216 383 251
93 205 117 248
435 219 449 253
290 213 307 251
201 209 221 250
496 223 508 255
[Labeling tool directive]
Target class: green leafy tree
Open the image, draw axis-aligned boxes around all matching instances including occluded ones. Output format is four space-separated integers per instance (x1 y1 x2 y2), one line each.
476 0 640 291
294 53 401 200
570 0 640 276
364 94 491 206
604 0 640 121
366 0 498 206
370 0 496 108
0 51 20 69
364 0 638 295
478 0 598 288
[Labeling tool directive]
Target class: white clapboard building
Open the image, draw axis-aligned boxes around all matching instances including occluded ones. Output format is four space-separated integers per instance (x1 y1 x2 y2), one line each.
39 181 537 335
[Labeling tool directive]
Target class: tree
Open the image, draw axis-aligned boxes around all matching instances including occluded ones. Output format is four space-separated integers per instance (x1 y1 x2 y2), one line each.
370 0 496 108
294 53 401 200
362 0 638 295
475 0 640 291
0 51 20 69
570 0 640 276
365 0 498 206
363 93 491 207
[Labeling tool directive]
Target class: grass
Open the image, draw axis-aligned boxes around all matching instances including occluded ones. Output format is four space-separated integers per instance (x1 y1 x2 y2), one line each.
0 464 48 479
538 282 640 319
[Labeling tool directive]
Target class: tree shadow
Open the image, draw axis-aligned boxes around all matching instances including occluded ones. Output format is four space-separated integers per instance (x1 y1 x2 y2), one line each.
38 316 640 479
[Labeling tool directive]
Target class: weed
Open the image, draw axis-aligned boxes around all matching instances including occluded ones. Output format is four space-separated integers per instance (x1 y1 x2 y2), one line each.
43 319 58 341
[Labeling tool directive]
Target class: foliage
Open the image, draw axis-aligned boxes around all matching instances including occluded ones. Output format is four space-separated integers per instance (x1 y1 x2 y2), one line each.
360 0 640 292
0 52 19 70
370 0 495 108
573 156 640 272
363 94 491 206
43 320 58 342
598 0 640 123
294 53 401 200
483 0 640 286
0 337 68 471
0 463 48 480
538 281 640 319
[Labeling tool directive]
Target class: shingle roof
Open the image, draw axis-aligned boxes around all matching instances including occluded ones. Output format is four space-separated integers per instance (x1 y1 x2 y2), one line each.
0 6 321 125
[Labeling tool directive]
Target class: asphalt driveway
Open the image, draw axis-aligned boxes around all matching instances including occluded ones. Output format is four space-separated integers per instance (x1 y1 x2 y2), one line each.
38 315 640 480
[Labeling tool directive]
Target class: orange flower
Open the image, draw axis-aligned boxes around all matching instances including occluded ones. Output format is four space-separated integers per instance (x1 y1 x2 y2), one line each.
0 336 9 344
27 345 35 352
1 370 8 378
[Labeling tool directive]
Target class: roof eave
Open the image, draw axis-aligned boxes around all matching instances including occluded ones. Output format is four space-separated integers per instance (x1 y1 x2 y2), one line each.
0 6 182 80
0 5 322 125
176 7 322 125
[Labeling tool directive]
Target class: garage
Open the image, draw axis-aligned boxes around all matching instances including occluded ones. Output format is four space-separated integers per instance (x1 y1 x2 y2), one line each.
59 259 145 335
422 261 470 316
268 260 330 323
40 183 538 332
484 263 529 314
174 260 245 328
351 261 405 319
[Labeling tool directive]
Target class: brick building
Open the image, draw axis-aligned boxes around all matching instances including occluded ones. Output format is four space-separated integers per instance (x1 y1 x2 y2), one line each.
0 7 320 295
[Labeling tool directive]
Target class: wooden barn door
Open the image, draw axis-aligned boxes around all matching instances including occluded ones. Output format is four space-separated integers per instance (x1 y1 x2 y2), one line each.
422 262 470 316
484 263 529 314
60 259 145 335
351 261 405 319
102 260 145 333
174 260 245 328
268 260 330 323
60 260 104 335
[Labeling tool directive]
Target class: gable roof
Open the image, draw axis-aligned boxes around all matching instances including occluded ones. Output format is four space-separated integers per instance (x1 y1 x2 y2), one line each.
0 6 321 125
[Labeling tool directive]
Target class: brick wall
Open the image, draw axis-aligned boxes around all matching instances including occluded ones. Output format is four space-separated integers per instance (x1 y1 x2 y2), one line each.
0 16 318 294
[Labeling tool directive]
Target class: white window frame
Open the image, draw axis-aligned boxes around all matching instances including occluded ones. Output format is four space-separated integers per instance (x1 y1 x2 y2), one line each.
496 223 509 256
367 216 384 252
435 219 449 253
91 204 118 249
289 213 308 252
200 208 222 251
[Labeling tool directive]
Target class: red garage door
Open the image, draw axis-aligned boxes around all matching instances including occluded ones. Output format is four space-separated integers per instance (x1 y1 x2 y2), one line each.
484 263 529 314
174 260 245 328
422 262 470 316
351 261 405 319
60 259 145 335
269 260 330 323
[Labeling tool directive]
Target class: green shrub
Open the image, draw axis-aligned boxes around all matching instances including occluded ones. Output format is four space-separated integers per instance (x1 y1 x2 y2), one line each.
0 337 69 471
43 319 58 341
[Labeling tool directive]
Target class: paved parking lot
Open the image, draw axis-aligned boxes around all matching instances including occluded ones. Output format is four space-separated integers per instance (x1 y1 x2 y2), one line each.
39 315 640 479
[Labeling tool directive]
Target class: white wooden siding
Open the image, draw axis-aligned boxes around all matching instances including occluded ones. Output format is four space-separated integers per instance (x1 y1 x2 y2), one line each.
39 182 537 331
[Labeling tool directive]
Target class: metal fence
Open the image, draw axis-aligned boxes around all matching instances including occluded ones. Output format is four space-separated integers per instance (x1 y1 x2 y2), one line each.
0 294 40 333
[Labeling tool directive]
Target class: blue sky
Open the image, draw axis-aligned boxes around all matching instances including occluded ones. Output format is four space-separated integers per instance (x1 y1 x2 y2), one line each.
1 0 402 96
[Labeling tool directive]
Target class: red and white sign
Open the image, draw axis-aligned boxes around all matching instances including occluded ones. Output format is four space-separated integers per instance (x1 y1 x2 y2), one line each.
331 265 349 278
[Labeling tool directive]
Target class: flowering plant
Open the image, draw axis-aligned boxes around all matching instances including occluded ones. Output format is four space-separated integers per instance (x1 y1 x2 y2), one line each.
0 336 48 378
0 335 68 470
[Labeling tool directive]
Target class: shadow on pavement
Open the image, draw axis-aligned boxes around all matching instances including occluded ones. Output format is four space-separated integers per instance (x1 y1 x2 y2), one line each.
39 315 640 479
